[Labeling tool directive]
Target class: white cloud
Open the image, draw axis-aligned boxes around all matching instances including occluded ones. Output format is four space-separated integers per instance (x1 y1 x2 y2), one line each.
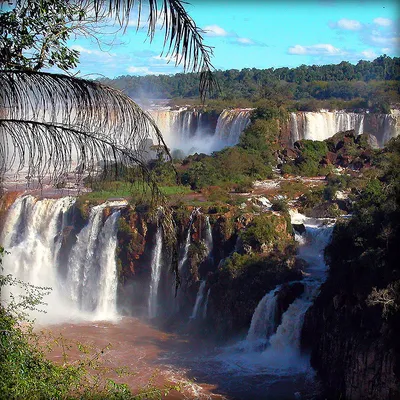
373 17 392 27
288 43 343 56
202 24 229 37
337 18 362 31
236 37 254 45
127 66 156 75
360 49 377 59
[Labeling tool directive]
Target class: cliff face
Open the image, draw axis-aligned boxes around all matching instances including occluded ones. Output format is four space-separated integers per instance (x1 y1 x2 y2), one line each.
302 271 400 399
301 184 400 400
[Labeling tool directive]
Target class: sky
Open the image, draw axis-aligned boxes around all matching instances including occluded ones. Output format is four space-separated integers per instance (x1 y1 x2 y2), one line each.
67 0 400 79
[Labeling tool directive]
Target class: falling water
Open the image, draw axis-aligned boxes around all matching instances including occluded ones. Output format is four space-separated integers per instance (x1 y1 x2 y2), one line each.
148 225 164 319
246 285 281 345
215 109 252 145
1 195 126 322
204 216 213 257
203 288 210 319
289 110 399 147
178 208 199 271
150 107 253 154
190 280 206 320
95 210 121 319
1 195 75 300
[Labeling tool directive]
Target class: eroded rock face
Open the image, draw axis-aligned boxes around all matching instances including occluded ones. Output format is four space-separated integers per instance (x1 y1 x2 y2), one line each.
302 274 400 400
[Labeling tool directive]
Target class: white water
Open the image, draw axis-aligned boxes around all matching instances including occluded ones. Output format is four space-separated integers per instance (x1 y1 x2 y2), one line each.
190 280 206 320
215 109 252 145
148 226 164 319
246 285 281 346
204 216 213 257
150 108 252 155
218 213 334 378
1 196 75 321
1 196 126 322
178 208 199 271
290 110 399 147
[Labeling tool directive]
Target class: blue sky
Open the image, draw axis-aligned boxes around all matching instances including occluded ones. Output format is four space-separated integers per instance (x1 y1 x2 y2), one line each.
67 0 400 78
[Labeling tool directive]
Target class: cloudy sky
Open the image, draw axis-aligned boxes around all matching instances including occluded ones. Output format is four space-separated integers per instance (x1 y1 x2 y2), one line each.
67 0 399 78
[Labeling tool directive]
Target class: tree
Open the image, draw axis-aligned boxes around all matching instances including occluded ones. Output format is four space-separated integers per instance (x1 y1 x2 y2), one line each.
0 0 216 190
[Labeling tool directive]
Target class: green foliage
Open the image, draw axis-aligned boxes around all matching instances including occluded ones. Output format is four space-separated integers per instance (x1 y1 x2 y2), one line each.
0 0 86 71
0 249 179 400
239 213 291 252
101 56 400 104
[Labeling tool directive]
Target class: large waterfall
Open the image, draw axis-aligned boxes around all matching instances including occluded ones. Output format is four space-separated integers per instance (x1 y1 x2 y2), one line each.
150 107 252 154
219 213 334 377
290 110 400 147
1 195 126 322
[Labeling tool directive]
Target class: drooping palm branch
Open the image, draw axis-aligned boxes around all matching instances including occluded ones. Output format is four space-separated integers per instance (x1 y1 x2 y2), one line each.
0 70 172 193
94 0 217 99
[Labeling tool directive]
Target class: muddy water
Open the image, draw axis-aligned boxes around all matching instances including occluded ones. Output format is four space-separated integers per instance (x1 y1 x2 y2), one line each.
40 317 316 400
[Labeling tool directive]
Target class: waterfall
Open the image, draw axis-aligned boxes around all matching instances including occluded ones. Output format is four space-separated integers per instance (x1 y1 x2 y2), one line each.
215 109 252 145
223 213 334 375
178 208 199 271
203 288 210 319
257 217 334 367
289 110 399 147
246 285 281 345
204 216 213 257
1 195 126 322
1 195 75 292
190 280 206 320
149 107 253 155
95 210 121 319
148 225 163 319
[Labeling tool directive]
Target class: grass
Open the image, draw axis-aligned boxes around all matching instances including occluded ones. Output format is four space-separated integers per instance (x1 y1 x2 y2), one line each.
78 181 193 204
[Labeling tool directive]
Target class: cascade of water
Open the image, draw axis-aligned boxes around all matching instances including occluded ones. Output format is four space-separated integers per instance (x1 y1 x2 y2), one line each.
246 285 281 345
95 210 121 319
290 110 399 147
258 217 334 362
203 288 210 319
1 196 126 321
178 208 199 271
1 196 75 291
204 216 213 257
190 280 206 320
66 200 127 317
215 109 252 145
148 225 164 319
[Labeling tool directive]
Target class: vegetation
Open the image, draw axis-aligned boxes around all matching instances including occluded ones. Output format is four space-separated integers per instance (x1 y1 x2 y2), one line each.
100 56 399 111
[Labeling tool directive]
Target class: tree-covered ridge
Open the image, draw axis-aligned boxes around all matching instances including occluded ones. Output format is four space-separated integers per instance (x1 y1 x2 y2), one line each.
99 56 400 102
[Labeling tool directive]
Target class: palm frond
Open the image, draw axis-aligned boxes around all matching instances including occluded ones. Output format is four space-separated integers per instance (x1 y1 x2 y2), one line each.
0 70 172 191
90 0 218 99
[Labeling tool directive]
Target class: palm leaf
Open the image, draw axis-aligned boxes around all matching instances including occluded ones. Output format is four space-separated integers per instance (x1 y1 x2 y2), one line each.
0 70 172 192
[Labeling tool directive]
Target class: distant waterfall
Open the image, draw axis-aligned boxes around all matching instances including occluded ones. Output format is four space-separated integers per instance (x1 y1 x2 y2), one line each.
190 280 206 320
289 110 399 147
204 216 213 257
148 226 163 319
150 107 253 154
246 285 281 345
215 109 252 145
1 195 126 322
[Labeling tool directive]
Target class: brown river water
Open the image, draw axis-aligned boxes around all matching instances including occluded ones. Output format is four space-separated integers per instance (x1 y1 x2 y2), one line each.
39 317 317 400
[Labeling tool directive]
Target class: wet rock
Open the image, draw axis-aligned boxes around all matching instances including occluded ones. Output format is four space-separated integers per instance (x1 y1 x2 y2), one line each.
292 223 306 235
275 282 304 326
